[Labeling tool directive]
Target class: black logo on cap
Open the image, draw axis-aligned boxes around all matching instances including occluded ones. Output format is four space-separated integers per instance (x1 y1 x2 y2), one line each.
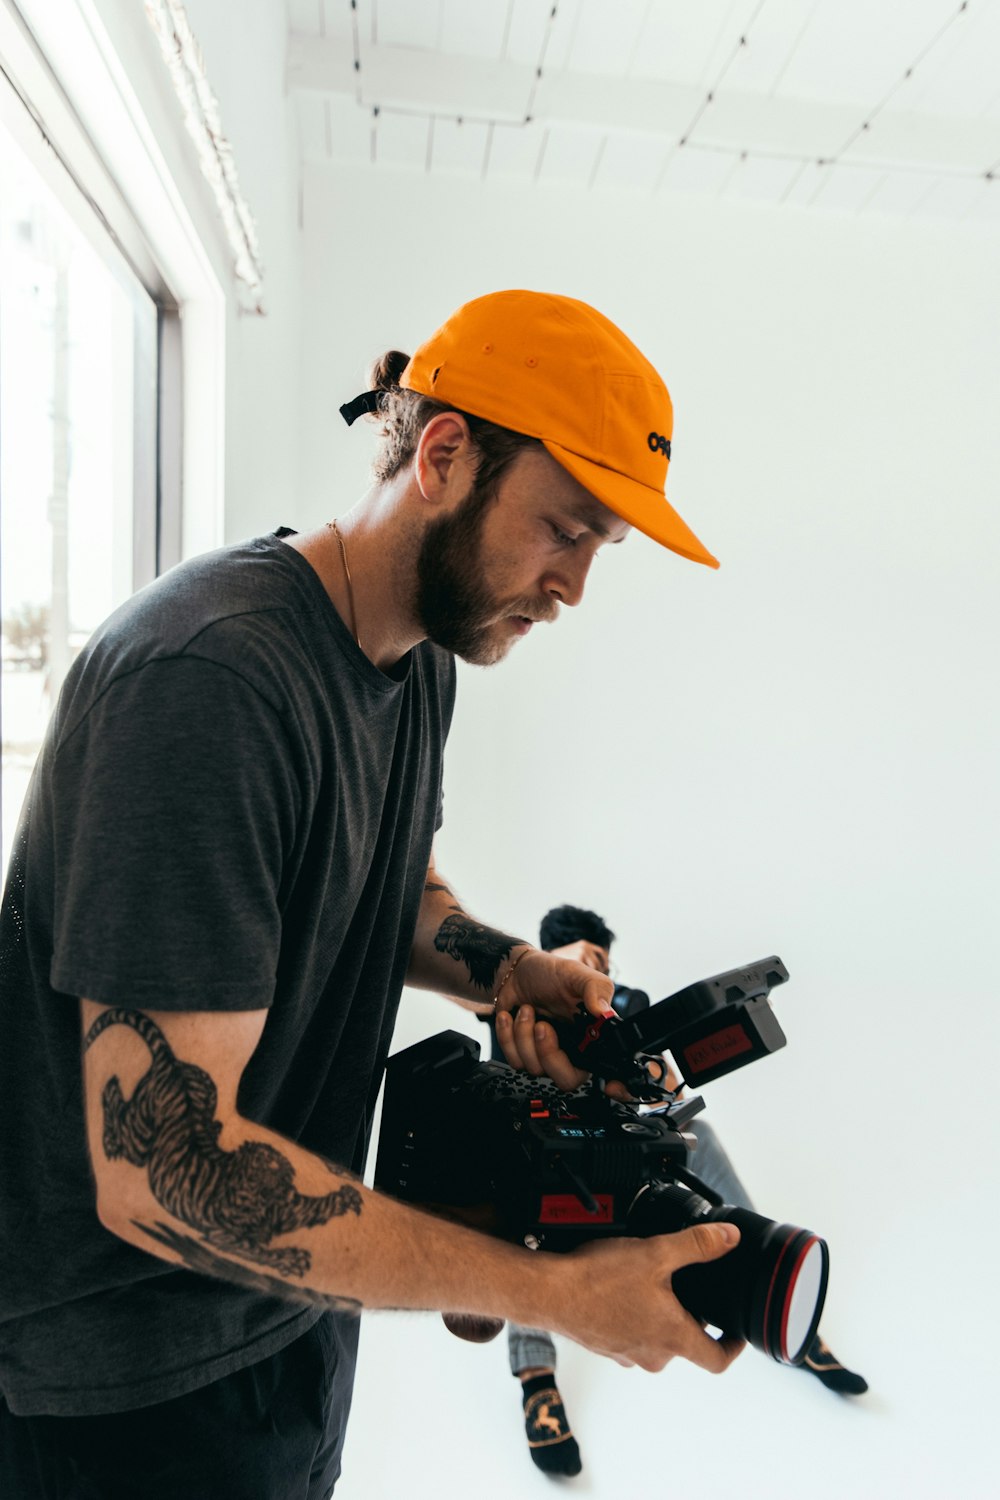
648 431 671 459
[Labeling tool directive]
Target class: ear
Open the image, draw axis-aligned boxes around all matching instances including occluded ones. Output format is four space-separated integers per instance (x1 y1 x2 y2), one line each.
414 411 477 507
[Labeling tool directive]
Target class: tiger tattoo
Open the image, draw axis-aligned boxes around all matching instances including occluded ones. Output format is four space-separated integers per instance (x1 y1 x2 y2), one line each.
83 1008 361 1279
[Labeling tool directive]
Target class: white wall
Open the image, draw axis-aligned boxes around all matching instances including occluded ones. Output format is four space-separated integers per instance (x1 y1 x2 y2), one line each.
297 163 1000 1498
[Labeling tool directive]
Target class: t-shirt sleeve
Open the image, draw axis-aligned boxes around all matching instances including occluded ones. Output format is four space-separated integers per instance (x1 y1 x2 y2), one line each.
48 656 301 1011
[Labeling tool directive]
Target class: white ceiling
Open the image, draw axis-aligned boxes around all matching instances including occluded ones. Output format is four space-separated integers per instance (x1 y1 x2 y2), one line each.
288 0 1000 226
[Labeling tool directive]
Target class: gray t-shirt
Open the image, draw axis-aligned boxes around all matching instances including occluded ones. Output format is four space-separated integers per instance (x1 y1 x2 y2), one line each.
0 531 456 1415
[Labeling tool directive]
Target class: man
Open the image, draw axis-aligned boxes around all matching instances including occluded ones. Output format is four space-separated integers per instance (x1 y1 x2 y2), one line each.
0 291 740 1498
490 905 868 1479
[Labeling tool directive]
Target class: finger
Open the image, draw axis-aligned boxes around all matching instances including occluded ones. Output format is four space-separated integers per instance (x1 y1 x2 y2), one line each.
659 1314 746 1374
713 1335 747 1369
665 1221 741 1270
493 1009 525 1070
676 1323 746 1375
513 1005 544 1075
533 1022 589 1091
493 988 520 1023
601 1077 670 1104
581 973 616 1017
578 1341 635 1370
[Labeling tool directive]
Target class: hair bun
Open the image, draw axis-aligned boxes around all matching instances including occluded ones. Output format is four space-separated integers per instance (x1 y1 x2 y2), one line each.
368 350 411 392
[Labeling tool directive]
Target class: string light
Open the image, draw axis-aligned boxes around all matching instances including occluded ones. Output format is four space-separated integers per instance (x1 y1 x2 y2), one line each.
524 4 559 124
830 1 972 161
678 0 766 148
349 0 362 104
338 0 998 205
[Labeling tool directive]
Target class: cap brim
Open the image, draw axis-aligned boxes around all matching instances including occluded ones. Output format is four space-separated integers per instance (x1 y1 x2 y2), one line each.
542 439 719 569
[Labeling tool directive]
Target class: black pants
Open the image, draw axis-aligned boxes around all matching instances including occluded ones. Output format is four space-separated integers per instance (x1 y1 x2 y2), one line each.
0 1313 359 1500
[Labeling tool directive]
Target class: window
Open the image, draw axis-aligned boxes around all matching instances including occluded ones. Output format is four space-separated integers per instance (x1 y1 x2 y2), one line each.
0 3 178 871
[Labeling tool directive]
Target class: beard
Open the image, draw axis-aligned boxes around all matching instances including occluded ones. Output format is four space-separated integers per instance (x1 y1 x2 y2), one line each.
414 478 543 666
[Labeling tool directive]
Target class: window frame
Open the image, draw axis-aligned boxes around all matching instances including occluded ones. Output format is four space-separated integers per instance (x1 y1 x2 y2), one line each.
0 0 227 861
2 0 228 567
0 11 173 593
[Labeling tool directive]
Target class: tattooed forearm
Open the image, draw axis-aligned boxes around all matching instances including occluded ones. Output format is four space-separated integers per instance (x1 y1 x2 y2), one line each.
135 1220 363 1315
84 1008 362 1281
432 914 528 992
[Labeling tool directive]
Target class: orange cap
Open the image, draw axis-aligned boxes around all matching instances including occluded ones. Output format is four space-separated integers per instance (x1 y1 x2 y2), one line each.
400 289 718 568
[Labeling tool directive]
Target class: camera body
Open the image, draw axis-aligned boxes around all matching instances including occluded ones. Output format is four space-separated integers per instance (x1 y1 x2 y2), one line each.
377 1029 693 1248
375 957 829 1364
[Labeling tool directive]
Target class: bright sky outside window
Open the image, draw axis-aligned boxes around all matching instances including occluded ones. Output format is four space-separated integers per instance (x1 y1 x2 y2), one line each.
1 109 156 871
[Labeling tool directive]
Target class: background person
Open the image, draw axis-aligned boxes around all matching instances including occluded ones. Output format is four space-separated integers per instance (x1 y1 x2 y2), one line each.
485 904 867 1479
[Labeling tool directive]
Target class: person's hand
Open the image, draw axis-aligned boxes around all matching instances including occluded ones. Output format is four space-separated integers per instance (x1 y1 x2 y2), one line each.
548 1223 746 1373
493 948 617 1091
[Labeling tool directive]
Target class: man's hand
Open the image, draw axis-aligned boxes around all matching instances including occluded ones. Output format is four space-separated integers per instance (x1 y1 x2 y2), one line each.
81 1003 743 1375
550 1222 746 1373
493 948 616 1090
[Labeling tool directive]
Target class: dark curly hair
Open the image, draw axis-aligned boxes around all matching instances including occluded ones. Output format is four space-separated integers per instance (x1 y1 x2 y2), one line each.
538 904 616 953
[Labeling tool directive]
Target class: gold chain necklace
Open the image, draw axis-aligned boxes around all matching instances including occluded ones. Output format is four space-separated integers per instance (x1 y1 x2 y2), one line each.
327 518 361 652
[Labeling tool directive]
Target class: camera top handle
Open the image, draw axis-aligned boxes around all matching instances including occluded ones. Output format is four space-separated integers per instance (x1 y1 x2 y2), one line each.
553 955 791 1098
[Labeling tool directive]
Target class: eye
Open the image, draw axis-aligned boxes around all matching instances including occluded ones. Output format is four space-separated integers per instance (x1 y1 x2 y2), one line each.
549 522 579 547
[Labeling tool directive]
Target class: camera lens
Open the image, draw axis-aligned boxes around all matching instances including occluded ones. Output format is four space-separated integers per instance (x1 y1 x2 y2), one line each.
627 1184 829 1365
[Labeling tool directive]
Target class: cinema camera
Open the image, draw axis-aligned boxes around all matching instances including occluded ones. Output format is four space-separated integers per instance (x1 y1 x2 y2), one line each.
375 956 830 1366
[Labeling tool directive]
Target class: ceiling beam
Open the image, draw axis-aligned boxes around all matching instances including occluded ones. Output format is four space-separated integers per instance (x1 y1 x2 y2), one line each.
287 34 1000 174
287 34 534 123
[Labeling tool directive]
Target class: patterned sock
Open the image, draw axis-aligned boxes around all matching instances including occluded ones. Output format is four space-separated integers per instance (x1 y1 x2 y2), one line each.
803 1334 868 1395
519 1373 583 1477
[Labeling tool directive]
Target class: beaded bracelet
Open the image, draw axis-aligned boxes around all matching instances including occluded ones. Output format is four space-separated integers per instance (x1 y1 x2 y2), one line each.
491 947 532 1015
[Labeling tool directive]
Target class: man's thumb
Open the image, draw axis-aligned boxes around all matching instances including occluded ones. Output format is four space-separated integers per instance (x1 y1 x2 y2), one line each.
676 1221 741 1265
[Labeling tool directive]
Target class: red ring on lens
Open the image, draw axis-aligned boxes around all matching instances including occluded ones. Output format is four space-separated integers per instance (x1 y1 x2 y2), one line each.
760 1228 800 1360
779 1234 821 1363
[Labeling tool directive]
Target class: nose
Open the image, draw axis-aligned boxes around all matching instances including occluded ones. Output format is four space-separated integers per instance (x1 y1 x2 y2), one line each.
544 551 594 609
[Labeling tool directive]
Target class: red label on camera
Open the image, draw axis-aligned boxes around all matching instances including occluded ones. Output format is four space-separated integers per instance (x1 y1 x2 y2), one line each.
683 1024 753 1073
539 1194 615 1224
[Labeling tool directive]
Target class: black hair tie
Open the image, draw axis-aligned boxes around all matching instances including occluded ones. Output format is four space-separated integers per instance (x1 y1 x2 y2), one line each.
339 390 383 427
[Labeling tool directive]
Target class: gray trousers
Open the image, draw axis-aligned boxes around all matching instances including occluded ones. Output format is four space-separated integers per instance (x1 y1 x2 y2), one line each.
507 1118 753 1374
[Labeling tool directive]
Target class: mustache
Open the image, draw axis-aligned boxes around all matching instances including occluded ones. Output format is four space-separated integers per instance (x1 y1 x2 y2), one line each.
510 602 559 626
